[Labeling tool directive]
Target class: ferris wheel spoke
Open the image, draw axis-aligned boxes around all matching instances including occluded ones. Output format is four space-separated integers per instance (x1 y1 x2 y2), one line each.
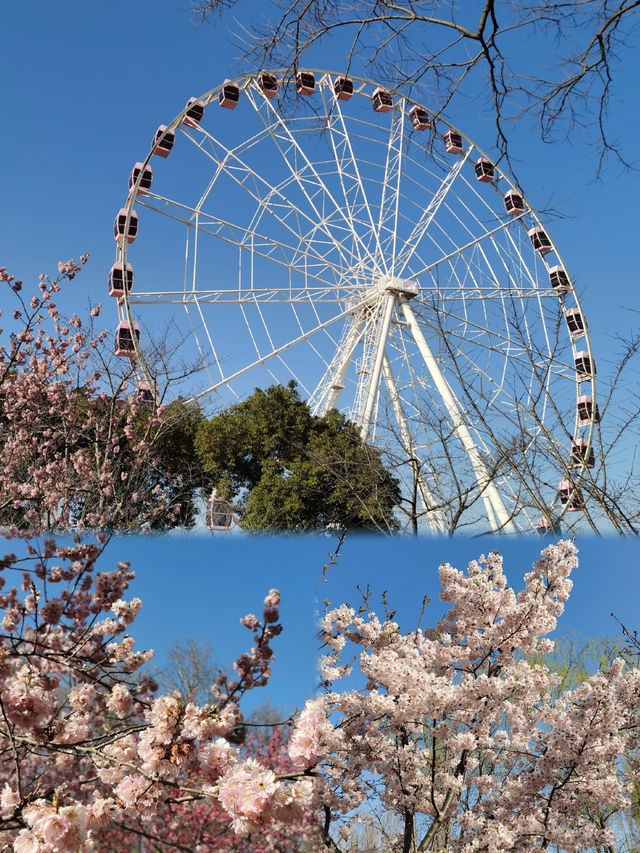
381 354 448 533
310 313 364 415
137 194 352 287
394 147 472 277
318 85 388 274
181 126 365 279
358 293 396 439
412 302 575 392
190 302 357 401
409 212 527 279
372 102 406 275
128 286 365 305
400 300 518 532
244 87 380 275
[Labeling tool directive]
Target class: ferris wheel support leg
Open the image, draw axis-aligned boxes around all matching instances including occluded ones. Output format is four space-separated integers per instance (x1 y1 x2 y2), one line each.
382 355 447 534
312 315 364 416
400 301 518 533
359 292 396 441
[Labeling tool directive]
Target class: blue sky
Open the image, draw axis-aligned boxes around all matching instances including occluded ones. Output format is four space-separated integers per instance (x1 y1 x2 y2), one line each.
101 532 640 714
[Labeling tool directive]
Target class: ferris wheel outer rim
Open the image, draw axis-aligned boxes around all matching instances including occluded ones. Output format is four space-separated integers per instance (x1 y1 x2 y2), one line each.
113 69 599 529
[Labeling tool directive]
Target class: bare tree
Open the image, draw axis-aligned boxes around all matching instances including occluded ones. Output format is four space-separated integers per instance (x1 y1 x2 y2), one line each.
368 292 640 535
160 637 222 705
193 0 639 176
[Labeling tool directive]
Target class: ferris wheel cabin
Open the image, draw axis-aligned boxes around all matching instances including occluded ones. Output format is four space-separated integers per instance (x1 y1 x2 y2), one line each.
183 98 205 128
564 308 586 337
474 158 495 182
549 265 571 294
206 490 234 531
296 71 316 95
114 321 140 357
528 226 552 254
219 81 240 109
443 130 463 154
258 72 278 98
558 480 583 511
152 125 175 158
113 209 138 244
570 438 595 468
108 262 134 298
128 162 153 196
137 380 157 406
574 351 595 378
503 190 524 215
536 517 562 535
333 76 354 101
408 105 430 130
372 87 393 113
577 395 600 424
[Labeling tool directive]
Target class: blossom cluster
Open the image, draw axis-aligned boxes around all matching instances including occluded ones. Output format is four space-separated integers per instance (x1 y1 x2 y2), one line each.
0 538 321 852
0 260 181 532
314 541 640 852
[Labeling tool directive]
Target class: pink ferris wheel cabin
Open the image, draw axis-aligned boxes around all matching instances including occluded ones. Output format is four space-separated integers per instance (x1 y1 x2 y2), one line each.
113 209 138 244
128 162 153 196
408 105 430 130
443 130 463 154
333 76 354 101
219 80 240 110
474 158 494 182
257 72 278 98
372 87 393 113
183 98 205 128
152 125 175 158
114 321 140 357
296 71 315 95
503 189 524 215
108 262 134 298
577 395 599 424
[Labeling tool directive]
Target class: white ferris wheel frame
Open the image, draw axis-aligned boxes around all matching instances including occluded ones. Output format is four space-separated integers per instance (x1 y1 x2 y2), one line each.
113 69 599 534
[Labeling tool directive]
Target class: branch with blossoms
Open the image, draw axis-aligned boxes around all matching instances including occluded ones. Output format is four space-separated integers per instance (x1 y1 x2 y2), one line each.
303 541 640 853
0 260 206 534
0 536 322 853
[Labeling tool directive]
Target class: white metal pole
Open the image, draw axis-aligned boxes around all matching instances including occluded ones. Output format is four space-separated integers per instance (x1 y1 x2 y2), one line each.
359 292 396 439
382 355 448 534
401 301 517 533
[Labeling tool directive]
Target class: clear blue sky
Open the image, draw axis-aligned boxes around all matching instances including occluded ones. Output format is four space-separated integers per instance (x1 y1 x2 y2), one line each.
101 532 640 714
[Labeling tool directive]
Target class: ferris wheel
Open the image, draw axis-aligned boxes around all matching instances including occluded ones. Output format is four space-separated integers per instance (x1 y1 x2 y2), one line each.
110 70 599 534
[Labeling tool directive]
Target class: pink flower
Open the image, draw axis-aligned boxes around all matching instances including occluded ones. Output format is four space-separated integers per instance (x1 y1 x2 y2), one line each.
217 758 279 831
0 783 19 815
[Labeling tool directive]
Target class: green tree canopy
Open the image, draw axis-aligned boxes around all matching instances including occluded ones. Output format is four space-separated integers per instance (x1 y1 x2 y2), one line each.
195 382 401 532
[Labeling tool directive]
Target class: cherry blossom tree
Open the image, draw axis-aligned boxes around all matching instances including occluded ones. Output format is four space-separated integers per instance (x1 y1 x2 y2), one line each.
92 724 320 853
0 535 321 853
0 260 204 533
4 531 640 853
303 540 640 852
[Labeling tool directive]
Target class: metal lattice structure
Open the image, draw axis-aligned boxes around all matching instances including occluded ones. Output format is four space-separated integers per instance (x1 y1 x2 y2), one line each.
112 70 599 533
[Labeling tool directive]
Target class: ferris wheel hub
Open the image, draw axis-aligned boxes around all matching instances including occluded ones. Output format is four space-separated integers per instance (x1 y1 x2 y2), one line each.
378 275 420 300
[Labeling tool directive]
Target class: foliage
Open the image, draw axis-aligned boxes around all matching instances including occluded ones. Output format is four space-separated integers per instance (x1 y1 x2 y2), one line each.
0 261 205 533
195 382 401 532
